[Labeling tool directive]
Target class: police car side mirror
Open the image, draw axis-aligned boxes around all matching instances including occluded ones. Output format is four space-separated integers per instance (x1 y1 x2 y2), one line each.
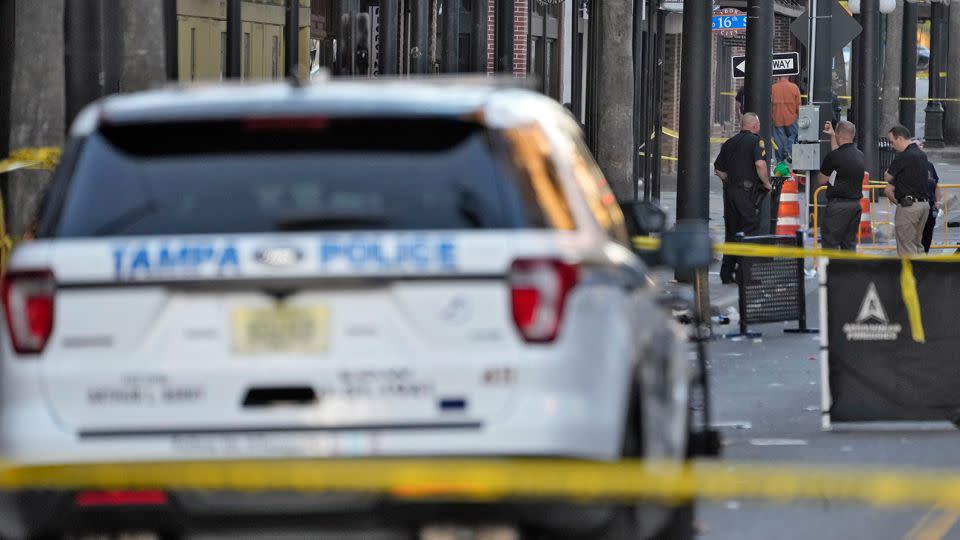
660 221 713 274
620 200 668 236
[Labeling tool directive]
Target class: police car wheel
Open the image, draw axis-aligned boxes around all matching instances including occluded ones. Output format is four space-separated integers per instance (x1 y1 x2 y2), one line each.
651 503 695 540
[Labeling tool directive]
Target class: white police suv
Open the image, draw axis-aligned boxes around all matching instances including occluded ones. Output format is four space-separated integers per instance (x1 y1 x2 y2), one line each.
0 80 698 539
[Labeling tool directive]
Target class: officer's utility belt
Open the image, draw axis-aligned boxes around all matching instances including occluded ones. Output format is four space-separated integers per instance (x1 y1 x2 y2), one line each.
899 195 927 207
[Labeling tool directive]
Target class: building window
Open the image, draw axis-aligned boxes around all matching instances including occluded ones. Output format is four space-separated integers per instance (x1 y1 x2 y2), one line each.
544 38 556 98
529 0 559 97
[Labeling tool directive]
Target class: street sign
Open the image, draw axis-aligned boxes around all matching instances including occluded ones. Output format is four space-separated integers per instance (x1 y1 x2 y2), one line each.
732 52 801 79
791 1 862 52
712 9 747 36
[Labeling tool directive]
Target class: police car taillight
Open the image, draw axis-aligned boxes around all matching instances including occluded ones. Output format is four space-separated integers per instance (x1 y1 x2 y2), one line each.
2 270 56 355
509 260 579 343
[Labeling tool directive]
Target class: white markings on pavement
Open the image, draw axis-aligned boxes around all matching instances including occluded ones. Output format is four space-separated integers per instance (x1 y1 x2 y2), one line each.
713 421 752 430
748 439 809 446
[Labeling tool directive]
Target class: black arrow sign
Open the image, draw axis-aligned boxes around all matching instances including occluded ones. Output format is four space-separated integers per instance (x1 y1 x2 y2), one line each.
732 52 801 79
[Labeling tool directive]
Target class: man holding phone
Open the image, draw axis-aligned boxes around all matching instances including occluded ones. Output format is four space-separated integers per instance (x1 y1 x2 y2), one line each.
819 121 865 250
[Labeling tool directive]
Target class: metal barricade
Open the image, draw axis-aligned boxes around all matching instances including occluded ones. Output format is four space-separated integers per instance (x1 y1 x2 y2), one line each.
730 232 815 337
812 183 960 252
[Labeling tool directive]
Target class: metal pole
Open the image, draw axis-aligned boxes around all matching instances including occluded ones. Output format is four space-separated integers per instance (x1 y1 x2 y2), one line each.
652 6 664 201
634 0 645 201
163 0 178 81
64 0 103 128
803 0 818 230
807 0 817 105
285 0 300 78
924 0 946 146
813 0 832 158
411 0 430 73
441 0 458 72
226 0 242 78
640 0 659 202
861 0 880 178
746 0 773 234
900 0 918 131
381 0 399 74
676 0 712 295
850 13 860 126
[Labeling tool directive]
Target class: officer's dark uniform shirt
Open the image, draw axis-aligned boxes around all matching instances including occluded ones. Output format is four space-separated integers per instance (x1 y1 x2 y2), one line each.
714 130 764 186
820 142 865 201
887 143 929 201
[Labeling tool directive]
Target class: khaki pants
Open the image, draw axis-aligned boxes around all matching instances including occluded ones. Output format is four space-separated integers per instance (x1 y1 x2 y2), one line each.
894 202 929 256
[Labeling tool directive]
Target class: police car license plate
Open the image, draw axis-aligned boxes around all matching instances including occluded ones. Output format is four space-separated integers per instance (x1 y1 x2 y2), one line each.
231 306 329 354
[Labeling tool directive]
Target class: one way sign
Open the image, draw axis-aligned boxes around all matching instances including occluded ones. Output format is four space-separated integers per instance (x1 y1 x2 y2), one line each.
732 52 801 79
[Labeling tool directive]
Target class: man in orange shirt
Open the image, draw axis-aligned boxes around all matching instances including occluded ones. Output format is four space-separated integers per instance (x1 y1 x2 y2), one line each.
771 76 801 163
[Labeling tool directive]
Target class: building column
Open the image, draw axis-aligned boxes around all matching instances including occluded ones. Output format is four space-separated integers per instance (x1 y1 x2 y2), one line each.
591 0 634 201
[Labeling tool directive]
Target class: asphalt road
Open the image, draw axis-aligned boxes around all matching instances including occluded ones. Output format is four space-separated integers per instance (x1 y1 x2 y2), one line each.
697 279 960 540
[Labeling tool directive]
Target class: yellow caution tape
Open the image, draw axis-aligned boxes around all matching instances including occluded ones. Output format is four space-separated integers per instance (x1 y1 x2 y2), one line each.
900 258 925 343
638 152 679 162
632 237 960 344
660 128 727 144
4 458 960 510
899 97 960 102
0 147 62 174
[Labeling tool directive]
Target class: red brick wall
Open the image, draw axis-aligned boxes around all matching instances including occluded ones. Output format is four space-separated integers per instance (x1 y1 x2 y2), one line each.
513 0 527 75
774 14 793 53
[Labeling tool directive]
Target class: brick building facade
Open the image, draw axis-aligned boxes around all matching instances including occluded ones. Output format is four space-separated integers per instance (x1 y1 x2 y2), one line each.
486 0 529 75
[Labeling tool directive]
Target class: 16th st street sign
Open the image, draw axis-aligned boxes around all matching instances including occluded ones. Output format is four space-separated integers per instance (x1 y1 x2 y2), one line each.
732 52 801 80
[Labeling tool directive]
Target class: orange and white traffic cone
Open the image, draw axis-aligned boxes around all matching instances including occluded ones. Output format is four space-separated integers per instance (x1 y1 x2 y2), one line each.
775 174 801 236
859 172 873 242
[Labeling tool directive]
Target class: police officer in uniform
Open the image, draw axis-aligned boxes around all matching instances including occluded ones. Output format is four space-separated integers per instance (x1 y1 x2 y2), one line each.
883 125 931 256
714 112 772 284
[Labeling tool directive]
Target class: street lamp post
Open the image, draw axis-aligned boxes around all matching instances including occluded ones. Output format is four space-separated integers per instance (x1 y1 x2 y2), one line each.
900 0 918 132
924 0 947 147
860 0 880 179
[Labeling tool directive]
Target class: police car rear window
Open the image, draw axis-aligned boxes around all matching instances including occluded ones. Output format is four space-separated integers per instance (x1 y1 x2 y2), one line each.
48 118 555 237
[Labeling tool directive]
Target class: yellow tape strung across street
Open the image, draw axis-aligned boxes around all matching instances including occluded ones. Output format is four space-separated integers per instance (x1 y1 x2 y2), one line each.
4 458 960 510
632 237 959 343
638 152 679 162
0 147 61 174
660 127 727 144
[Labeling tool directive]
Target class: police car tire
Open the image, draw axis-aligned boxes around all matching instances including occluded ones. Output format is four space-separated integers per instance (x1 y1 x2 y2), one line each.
651 503 695 540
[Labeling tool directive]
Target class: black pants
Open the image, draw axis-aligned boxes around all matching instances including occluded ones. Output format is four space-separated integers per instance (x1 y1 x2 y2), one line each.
821 199 862 251
721 184 760 281
922 204 937 253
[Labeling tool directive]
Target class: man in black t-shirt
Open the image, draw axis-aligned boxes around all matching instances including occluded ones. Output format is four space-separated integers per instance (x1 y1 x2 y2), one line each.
884 125 930 256
714 112 772 283
819 121 864 250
